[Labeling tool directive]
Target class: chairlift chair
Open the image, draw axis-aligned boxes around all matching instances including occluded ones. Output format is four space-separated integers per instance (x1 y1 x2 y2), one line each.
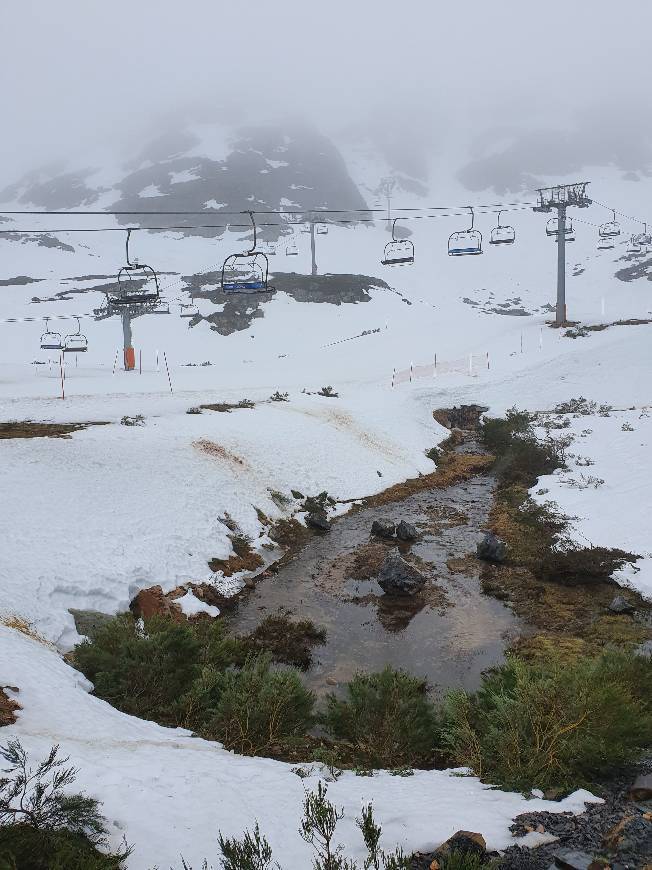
285 240 298 256
63 317 88 353
221 211 270 292
627 235 642 254
180 298 200 318
448 206 483 256
316 223 328 235
489 211 516 246
40 317 63 351
381 218 414 265
599 210 621 239
546 217 575 239
597 235 615 251
107 230 161 306
634 224 651 249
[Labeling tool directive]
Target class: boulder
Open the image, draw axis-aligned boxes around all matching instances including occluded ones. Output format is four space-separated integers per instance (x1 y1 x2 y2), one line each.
130 585 184 621
609 595 635 614
306 512 330 532
552 850 596 870
371 519 396 539
630 773 652 801
476 532 507 563
396 520 418 541
635 640 652 659
439 831 486 858
377 551 426 596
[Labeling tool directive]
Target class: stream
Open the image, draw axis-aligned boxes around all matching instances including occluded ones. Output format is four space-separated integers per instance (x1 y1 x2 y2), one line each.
226 445 520 696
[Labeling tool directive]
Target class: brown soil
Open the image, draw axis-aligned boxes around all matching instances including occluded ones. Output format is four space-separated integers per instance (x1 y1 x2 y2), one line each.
0 687 20 726
199 401 255 412
361 451 493 509
193 438 246 467
209 534 264 576
0 421 108 439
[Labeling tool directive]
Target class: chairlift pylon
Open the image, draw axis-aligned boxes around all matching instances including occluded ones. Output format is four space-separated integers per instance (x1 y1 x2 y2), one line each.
448 206 483 256
489 210 515 246
107 229 161 306
381 218 414 266
40 317 63 351
599 209 621 239
63 316 88 353
221 211 270 292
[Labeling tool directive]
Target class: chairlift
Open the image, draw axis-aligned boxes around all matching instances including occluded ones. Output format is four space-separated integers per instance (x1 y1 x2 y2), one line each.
381 218 414 265
626 235 642 254
448 206 483 256
40 317 63 351
597 235 615 251
546 217 575 239
107 230 161 306
634 223 651 248
599 209 621 239
489 211 516 246
221 211 269 292
63 317 88 353
316 223 328 235
180 298 200 318
285 240 298 256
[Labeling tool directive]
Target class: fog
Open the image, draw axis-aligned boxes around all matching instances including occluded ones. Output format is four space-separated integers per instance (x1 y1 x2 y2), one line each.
2 0 652 185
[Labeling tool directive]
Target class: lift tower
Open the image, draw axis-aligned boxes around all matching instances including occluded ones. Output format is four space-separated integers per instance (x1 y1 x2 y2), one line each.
533 182 591 326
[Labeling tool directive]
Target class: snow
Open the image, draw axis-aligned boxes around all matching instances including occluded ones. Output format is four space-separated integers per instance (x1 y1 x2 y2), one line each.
532 410 652 600
138 184 163 198
0 626 602 869
175 590 220 618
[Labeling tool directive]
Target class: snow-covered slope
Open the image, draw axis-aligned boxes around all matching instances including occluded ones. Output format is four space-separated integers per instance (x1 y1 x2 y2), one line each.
2 121 652 867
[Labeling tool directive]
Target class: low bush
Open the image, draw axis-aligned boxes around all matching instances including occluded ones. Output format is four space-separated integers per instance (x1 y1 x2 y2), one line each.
442 649 652 792
201 656 315 755
177 783 410 869
74 615 202 726
537 544 638 585
482 408 566 489
322 667 439 769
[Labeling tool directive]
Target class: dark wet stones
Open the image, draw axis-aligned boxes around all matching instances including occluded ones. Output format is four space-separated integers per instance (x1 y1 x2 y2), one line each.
396 520 418 541
377 551 426 596
550 849 596 870
477 532 507 563
306 513 330 532
609 595 635 614
371 519 396 539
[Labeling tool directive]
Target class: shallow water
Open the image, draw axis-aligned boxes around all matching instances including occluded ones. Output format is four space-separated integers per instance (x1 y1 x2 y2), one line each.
227 457 520 696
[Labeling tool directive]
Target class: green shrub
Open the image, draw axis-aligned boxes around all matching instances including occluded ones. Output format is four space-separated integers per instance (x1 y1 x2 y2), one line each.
202 656 315 755
0 826 128 870
74 615 201 725
0 740 130 869
322 667 439 769
442 650 652 791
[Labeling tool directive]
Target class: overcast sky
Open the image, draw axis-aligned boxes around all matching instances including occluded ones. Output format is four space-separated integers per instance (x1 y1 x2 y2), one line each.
2 0 652 184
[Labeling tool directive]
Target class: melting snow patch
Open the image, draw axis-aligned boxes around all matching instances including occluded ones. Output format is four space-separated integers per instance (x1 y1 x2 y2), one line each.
175 590 220 618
